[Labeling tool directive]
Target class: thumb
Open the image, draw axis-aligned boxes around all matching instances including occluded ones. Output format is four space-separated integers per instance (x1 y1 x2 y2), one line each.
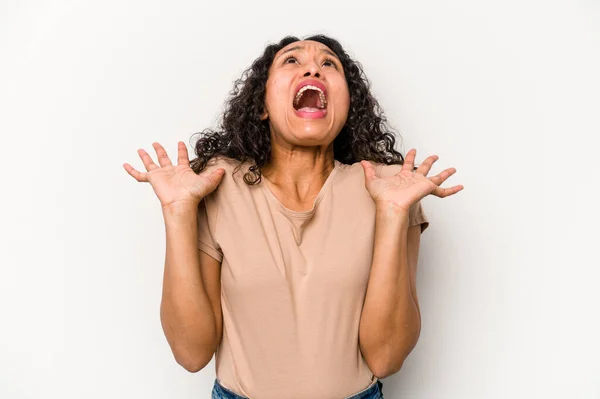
202 168 226 195
210 168 225 184
360 160 377 181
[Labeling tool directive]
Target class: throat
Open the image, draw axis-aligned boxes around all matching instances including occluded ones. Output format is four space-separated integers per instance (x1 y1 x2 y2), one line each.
261 161 337 212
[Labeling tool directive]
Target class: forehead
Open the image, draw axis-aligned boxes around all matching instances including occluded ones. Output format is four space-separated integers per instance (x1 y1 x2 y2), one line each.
276 40 336 57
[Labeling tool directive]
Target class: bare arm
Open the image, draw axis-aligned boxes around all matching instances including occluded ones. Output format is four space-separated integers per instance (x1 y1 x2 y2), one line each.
123 141 226 372
359 208 422 378
160 203 221 372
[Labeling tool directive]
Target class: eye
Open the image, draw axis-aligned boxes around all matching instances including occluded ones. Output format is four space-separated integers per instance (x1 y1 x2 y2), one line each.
283 54 298 64
322 57 338 68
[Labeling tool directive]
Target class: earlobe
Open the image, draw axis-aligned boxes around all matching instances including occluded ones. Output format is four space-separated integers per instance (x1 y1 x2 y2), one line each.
260 111 268 121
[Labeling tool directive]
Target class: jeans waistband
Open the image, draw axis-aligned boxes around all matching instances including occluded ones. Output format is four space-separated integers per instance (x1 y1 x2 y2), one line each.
211 378 383 399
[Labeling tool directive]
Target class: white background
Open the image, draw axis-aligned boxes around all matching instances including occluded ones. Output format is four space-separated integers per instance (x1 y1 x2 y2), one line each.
1 0 599 398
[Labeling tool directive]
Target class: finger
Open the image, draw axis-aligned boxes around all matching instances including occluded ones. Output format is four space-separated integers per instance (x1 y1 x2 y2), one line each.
177 141 190 167
138 148 159 172
123 163 148 182
360 160 378 181
431 184 464 198
152 142 173 167
203 167 226 188
402 149 416 172
428 167 457 186
415 154 439 176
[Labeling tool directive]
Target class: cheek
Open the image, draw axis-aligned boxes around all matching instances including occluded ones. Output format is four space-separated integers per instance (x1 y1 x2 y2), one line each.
266 76 291 108
335 84 351 111
332 76 349 99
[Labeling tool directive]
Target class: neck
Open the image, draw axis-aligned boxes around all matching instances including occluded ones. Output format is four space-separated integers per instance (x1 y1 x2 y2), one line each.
261 149 336 203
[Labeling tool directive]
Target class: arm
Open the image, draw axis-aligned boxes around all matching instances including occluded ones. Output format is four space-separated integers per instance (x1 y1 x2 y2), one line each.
359 206 422 378
159 203 220 372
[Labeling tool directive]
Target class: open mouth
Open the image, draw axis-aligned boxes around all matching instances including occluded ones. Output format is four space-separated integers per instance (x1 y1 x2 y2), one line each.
293 84 328 113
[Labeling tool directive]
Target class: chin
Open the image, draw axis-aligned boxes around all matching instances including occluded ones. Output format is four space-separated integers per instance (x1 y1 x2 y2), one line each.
289 126 337 144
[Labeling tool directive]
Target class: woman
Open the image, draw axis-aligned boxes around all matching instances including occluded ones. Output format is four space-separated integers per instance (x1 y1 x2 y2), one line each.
123 34 463 399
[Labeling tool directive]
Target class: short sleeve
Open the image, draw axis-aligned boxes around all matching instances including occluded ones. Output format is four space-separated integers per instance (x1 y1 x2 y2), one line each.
197 193 223 262
409 201 430 234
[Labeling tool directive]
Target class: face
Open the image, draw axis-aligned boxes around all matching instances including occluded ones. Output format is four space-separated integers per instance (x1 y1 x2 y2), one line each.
261 40 350 146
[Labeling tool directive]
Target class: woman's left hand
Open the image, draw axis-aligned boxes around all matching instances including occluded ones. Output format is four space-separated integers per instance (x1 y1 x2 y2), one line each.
360 148 464 213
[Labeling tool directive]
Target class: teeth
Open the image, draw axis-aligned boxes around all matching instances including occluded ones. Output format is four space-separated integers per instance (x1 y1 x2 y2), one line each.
294 85 327 109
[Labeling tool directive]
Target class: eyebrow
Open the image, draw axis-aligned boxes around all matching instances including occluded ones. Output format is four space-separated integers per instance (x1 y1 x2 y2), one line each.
278 45 340 61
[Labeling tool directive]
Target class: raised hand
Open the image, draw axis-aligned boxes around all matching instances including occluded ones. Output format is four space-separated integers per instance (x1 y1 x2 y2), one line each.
123 141 225 210
360 148 463 213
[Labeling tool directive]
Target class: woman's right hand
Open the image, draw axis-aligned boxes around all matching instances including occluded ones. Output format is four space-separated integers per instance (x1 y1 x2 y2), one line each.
123 141 225 210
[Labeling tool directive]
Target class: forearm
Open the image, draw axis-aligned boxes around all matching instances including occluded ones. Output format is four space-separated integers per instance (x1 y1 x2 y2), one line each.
359 205 421 377
160 204 217 371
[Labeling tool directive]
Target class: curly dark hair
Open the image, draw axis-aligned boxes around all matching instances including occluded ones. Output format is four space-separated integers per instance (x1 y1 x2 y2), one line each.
189 34 407 185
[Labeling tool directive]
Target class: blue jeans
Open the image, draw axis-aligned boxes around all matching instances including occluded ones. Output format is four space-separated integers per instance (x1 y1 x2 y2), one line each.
211 378 384 399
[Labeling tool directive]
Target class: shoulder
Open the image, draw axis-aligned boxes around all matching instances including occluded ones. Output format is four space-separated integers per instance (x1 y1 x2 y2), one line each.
202 155 244 174
378 162 405 177
337 160 383 175
199 155 256 183
339 160 404 179
200 156 262 202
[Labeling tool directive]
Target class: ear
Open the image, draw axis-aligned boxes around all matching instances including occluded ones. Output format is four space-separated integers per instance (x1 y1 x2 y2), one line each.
260 109 268 121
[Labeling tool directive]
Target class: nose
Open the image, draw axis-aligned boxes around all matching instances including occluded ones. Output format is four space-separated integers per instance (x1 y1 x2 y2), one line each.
303 60 321 78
